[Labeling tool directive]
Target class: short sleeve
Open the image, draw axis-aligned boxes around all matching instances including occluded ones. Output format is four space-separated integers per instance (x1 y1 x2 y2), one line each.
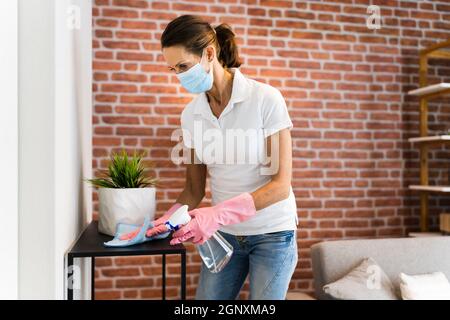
261 88 293 138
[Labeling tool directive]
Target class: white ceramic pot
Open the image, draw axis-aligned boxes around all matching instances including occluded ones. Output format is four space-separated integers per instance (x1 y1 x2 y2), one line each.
98 187 156 236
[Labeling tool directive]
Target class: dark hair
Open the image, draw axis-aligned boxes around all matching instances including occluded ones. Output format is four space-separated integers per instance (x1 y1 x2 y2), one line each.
160 15 242 69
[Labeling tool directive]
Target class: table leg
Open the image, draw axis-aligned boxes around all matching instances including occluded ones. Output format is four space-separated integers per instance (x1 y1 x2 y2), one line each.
181 252 186 300
91 257 95 300
162 254 166 300
67 254 74 300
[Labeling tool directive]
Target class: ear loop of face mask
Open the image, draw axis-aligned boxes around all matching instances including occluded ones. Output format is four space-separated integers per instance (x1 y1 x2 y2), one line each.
200 49 210 72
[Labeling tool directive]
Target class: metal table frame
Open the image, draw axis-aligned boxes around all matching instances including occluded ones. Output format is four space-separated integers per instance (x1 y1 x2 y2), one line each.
66 221 186 300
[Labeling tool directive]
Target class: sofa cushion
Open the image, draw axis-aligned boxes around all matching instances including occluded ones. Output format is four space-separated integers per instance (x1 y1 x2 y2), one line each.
323 257 398 300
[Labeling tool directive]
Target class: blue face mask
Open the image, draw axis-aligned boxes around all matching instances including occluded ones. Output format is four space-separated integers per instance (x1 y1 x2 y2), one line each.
176 50 213 94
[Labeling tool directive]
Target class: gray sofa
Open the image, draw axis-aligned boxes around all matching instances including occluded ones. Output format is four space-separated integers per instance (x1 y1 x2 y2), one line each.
310 236 450 299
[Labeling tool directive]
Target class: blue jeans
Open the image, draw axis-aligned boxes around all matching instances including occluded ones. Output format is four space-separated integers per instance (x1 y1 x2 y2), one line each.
195 229 298 300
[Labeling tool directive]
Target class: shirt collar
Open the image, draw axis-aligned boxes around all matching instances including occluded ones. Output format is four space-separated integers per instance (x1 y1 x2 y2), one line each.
193 67 250 116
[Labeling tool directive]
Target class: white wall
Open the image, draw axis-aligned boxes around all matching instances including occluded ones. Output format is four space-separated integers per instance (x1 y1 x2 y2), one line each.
18 0 92 299
54 0 93 300
0 0 19 300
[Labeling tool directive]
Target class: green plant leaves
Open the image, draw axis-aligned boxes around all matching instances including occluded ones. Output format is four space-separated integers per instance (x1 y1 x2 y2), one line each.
85 149 158 189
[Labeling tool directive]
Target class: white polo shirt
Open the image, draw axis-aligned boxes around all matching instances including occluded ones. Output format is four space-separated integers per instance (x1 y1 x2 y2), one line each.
180 67 298 236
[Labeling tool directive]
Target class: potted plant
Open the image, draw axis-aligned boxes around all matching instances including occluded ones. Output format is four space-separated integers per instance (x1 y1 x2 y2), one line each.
86 149 158 236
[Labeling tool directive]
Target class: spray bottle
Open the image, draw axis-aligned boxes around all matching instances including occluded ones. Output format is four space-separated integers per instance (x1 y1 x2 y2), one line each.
165 205 233 273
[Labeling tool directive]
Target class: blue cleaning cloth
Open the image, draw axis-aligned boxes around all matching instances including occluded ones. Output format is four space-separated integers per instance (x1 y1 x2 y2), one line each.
103 217 170 247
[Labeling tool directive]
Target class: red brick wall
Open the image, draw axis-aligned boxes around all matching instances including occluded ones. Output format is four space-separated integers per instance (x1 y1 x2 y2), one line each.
92 0 450 299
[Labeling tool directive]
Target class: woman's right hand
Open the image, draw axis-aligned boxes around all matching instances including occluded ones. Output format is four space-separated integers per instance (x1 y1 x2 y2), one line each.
119 203 183 240
144 208 179 237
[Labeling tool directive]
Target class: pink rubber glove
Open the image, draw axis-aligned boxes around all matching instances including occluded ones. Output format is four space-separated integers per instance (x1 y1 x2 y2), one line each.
120 203 183 240
170 193 257 245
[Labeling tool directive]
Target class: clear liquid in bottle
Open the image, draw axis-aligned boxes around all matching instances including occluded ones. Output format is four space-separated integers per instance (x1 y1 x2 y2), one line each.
196 232 233 273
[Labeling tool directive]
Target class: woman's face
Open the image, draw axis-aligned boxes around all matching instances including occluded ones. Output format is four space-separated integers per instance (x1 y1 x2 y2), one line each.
163 46 201 74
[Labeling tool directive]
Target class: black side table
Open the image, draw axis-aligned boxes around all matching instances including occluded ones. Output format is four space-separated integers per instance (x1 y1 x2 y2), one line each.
66 221 186 300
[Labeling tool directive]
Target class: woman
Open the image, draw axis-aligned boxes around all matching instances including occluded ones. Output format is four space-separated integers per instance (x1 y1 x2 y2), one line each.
124 15 298 300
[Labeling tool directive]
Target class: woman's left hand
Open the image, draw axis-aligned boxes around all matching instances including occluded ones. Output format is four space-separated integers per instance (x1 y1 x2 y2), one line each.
169 192 257 245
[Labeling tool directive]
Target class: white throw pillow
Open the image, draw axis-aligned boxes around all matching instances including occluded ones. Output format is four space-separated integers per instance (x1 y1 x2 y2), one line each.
400 272 450 300
323 257 398 300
